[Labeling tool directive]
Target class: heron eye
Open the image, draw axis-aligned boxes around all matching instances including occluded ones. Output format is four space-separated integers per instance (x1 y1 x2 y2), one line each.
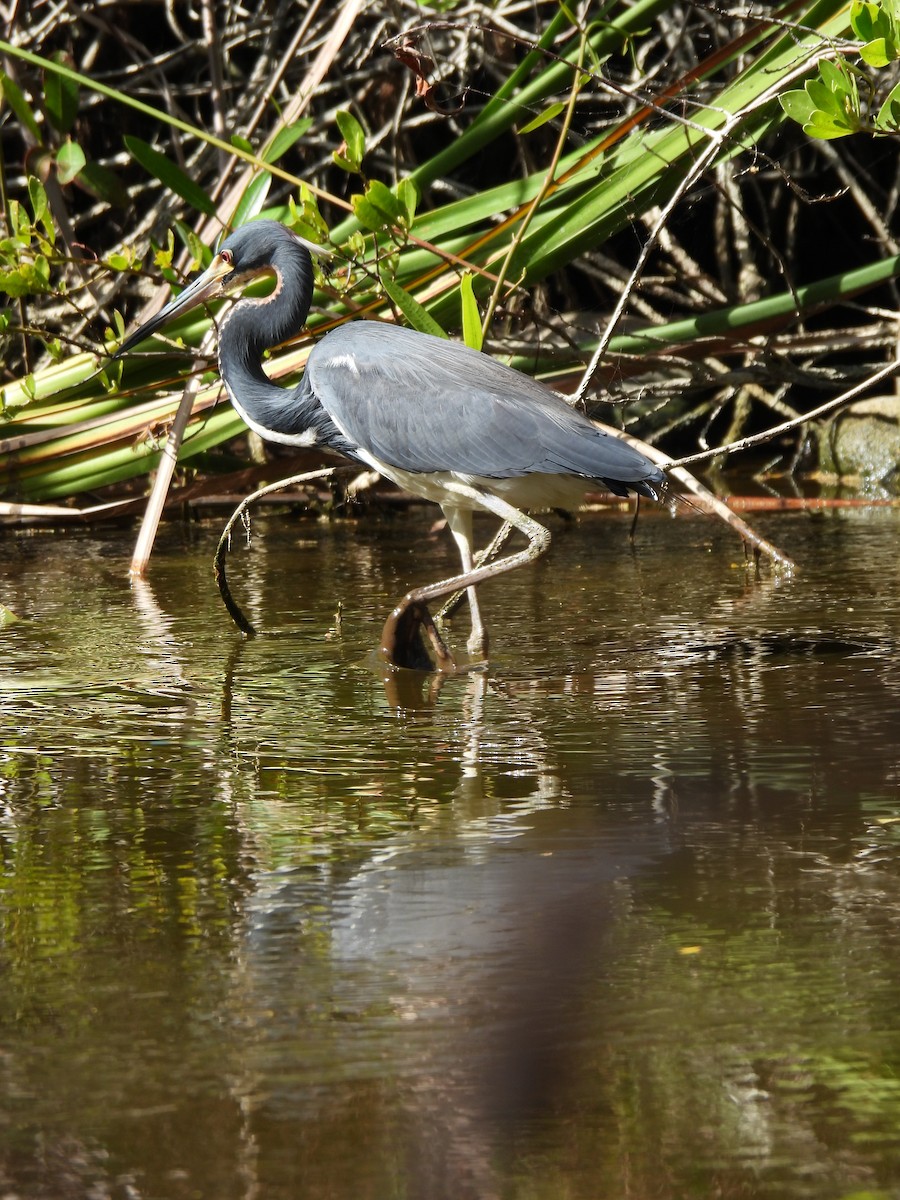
220 249 232 265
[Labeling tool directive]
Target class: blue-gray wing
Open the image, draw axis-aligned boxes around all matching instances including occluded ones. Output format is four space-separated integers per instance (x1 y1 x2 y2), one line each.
307 322 661 491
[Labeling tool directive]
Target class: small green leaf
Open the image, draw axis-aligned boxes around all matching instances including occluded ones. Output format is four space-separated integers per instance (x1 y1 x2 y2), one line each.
230 134 254 155
875 78 900 129
0 257 51 297
806 78 845 117
381 275 448 338
460 272 483 351
860 37 893 66
173 221 207 268
263 119 312 165
153 228 176 271
802 112 854 139
55 140 85 185
334 109 365 172
346 231 366 260
44 52 79 135
396 178 419 227
288 186 330 246
351 195 385 232
27 176 51 234
779 89 817 124
1 72 42 143
10 197 35 242
518 102 566 134
851 1 880 42
819 58 850 93
124 136 216 217
352 180 406 232
110 310 126 340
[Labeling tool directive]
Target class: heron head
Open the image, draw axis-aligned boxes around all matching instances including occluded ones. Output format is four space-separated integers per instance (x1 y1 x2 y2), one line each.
113 220 328 358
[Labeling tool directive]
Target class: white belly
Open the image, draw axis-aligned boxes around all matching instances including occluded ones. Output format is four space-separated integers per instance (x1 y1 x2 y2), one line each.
355 452 592 515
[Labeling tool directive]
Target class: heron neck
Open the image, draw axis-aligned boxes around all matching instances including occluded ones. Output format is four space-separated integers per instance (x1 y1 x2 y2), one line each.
219 237 314 387
215 239 337 444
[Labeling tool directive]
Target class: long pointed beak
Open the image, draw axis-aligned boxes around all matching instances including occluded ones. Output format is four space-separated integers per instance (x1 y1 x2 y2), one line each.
113 251 235 359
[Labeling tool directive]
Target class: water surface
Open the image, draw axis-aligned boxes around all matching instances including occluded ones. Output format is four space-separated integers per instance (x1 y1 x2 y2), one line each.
1 504 899 1198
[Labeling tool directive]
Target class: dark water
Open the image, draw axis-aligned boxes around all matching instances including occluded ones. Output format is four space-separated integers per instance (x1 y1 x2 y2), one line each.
1 503 899 1199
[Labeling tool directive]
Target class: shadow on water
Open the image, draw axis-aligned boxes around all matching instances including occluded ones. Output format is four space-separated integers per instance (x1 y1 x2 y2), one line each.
0 506 899 1197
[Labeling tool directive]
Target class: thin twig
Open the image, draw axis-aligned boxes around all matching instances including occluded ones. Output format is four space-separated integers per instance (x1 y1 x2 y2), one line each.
197 0 366 240
669 356 900 472
480 33 586 333
213 467 339 634
573 50 834 409
130 326 219 576
604 424 798 571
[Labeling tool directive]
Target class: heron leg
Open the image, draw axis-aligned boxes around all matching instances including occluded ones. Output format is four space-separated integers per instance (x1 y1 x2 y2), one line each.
443 506 489 659
380 484 552 671
436 519 514 626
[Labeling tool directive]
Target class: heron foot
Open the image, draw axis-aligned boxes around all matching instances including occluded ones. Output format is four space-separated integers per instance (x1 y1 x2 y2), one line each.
380 600 458 672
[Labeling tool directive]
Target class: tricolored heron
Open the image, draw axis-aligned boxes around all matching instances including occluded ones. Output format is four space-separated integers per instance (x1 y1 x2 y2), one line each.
117 219 666 669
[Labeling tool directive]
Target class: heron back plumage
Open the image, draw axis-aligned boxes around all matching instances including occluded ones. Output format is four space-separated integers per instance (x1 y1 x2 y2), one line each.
306 322 665 501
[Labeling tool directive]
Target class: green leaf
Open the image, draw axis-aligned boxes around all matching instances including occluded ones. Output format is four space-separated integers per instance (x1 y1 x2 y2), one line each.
345 231 365 262
27 176 51 235
351 195 385 232
381 275 447 338
334 109 365 173
232 173 272 227
288 186 330 246
396 178 419 227
0 601 22 628
819 57 851 93
173 221 207 268
860 37 893 66
263 119 312 165
779 89 817 124
875 78 900 128
0 256 51 297
459 273 483 351
781 62 860 137
230 134 253 155
56 140 85 185
6 198 29 242
0 72 42 143
152 228 176 271
518 102 567 134
806 77 845 117
124 136 216 217
803 112 854 139
44 52 79 134
352 180 406 233
851 1 881 41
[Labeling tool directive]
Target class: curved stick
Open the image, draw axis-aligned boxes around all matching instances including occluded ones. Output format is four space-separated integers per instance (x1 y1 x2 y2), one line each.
214 467 338 634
